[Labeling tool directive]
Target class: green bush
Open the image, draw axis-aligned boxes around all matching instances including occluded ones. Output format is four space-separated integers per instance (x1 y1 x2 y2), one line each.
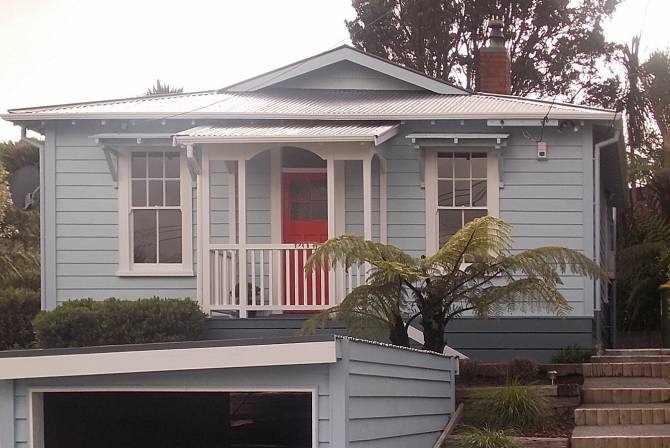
469 383 549 430
0 288 41 350
456 428 518 448
550 345 591 364
506 358 538 382
33 297 206 348
458 358 538 383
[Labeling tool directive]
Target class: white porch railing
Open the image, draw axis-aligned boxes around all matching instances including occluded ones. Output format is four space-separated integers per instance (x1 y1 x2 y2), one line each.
208 244 366 314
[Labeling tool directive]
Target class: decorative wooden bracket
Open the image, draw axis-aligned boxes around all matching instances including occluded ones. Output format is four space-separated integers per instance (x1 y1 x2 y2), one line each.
101 145 119 188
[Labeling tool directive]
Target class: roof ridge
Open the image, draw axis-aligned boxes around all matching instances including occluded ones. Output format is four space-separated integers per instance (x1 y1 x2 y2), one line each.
477 92 616 113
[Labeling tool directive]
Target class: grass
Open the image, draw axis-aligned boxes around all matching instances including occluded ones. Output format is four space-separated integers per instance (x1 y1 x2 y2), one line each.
455 427 518 448
468 383 549 430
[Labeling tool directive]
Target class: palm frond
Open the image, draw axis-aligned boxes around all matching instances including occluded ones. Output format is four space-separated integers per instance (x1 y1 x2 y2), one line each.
305 235 416 272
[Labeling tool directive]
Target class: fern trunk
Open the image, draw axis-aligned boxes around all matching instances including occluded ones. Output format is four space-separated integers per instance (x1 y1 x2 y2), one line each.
389 315 410 347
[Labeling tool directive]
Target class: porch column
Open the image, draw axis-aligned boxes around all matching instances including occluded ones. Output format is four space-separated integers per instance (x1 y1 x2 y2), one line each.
327 157 340 299
237 158 248 318
379 157 388 244
363 156 372 241
198 150 210 313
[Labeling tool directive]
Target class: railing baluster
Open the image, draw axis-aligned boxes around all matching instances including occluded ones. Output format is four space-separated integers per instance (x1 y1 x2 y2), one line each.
285 249 291 306
250 249 256 307
214 250 221 306
310 249 317 306
231 250 237 306
260 249 265 306
293 248 299 305
320 260 326 306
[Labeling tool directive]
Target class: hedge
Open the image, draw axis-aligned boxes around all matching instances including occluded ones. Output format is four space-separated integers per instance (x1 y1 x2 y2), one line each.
0 288 41 350
33 297 206 348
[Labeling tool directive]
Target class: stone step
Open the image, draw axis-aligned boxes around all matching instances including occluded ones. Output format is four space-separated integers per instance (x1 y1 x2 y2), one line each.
575 404 670 426
572 425 670 448
583 362 670 378
582 377 670 404
592 355 670 363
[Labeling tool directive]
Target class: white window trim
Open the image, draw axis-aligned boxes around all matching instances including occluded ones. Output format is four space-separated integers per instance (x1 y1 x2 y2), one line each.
425 148 499 255
117 148 193 277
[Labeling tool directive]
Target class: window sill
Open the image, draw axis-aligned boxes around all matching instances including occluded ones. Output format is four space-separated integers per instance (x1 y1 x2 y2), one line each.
116 270 195 277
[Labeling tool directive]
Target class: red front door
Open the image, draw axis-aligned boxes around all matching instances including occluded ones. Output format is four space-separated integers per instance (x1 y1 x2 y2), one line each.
282 172 329 307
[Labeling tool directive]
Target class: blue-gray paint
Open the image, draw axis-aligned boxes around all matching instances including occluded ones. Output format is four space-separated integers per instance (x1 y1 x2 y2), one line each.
7 338 456 448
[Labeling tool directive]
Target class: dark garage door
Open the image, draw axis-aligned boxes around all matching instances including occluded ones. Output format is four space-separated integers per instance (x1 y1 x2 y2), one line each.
43 391 312 448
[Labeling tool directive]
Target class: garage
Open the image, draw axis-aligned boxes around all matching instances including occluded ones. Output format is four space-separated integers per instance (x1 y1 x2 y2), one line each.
43 391 312 448
0 336 458 447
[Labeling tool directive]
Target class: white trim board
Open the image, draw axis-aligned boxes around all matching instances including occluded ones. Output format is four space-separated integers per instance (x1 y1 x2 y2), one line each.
0 340 337 380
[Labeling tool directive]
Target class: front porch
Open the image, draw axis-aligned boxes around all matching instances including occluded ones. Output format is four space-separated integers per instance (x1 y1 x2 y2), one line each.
177 122 397 317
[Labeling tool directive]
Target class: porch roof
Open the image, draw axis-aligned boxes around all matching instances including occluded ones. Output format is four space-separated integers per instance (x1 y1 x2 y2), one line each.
173 121 400 145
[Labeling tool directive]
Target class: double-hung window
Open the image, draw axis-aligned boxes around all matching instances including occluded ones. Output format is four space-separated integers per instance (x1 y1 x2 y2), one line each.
427 150 499 253
118 149 193 276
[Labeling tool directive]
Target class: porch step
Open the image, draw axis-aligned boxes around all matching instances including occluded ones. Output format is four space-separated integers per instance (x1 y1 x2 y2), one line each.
583 362 670 378
592 355 670 363
571 425 670 448
581 377 670 404
575 404 670 426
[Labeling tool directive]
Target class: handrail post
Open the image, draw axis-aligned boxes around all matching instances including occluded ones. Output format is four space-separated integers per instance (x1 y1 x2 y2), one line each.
237 158 248 318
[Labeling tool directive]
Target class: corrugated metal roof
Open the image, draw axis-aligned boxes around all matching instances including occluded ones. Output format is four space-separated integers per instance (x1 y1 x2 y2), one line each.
3 89 615 121
174 121 399 144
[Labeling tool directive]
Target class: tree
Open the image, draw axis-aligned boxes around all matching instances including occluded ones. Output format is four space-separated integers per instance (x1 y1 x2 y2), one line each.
302 216 603 353
346 0 619 99
145 79 184 96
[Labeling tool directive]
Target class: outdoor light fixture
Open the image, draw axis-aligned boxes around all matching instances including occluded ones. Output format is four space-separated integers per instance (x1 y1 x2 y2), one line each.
548 370 558 385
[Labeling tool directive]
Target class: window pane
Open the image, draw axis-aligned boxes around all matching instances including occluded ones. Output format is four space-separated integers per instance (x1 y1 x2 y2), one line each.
165 180 180 207
131 180 147 207
148 180 163 206
311 180 327 201
437 153 453 178
439 210 462 247
290 180 310 201
454 180 470 206
464 209 487 226
471 153 487 178
133 210 157 263
164 152 180 178
454 153 470 179
148 153 163 178
472 180 487 206
131 153 146 179
312 200 327 220
158 210 182 263
438 180 454 206
291 202 310 220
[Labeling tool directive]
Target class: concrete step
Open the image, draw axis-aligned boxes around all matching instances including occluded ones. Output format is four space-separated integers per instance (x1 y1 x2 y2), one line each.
575 404 670 426
592 355 670 363
582 377 670 404
583 362 670 378
572 424 670 448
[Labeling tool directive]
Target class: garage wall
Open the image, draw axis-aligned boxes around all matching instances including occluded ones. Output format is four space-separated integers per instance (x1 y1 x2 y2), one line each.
12 365 331 448
340 338 457 448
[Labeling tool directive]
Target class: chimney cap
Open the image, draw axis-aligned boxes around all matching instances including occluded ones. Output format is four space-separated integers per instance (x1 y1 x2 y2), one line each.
486 19 505 48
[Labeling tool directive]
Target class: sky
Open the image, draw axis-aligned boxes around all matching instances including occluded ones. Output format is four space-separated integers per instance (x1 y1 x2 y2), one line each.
0 0 668 142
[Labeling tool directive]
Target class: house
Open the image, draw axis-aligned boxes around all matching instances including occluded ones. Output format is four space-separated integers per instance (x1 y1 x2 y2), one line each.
2 22 626 361
0 335 458 448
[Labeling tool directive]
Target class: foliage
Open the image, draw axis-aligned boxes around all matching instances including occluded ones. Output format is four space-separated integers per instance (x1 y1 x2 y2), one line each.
550 345 592 364
617 212 670 331
455 427 518 448
0 288 41 350
346 0 618 100
0 143 40 294
145 79 184 96
506 358 539 381
302 216 604 353
469 383 549 430
458 358 539 383
33 298 206 348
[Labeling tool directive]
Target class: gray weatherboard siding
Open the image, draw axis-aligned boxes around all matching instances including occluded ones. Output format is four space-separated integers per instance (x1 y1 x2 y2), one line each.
45 118 603 358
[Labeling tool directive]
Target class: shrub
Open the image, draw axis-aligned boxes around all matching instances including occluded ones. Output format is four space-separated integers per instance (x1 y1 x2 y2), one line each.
33 297 206 348
0 288 41 350
456 428 518 448
550 345 592 364
469 383 549 430
506 358 538 382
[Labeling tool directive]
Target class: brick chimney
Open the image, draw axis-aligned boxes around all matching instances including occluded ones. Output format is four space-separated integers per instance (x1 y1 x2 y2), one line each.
477 19 511 95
